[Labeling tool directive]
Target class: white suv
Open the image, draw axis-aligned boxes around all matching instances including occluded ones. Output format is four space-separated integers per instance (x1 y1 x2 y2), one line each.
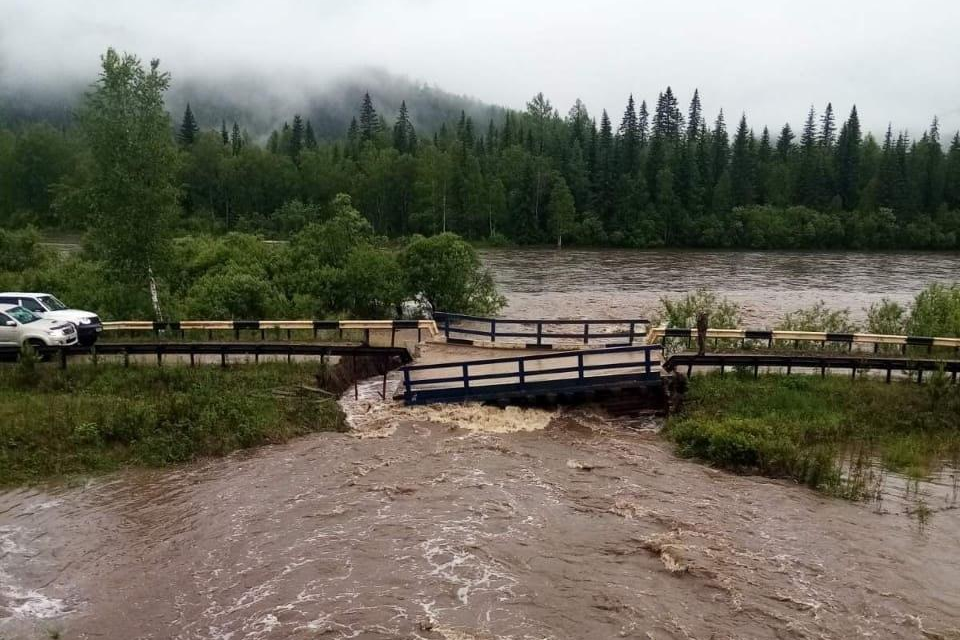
0 292 102 346
0 304 79 350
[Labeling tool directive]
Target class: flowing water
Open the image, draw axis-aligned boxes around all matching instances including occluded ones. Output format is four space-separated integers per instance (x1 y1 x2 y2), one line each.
2 250 960 639
479 248 960 324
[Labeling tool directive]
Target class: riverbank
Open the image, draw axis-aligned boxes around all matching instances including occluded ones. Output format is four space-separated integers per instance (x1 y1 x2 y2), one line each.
0 363 345 486
666 373 960 500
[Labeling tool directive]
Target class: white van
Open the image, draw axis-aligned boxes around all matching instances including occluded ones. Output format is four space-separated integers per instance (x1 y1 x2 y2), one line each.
0 292 101 345
0 304 79 350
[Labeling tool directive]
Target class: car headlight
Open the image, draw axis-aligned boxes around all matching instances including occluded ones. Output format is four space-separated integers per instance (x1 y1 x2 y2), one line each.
79 318 91 325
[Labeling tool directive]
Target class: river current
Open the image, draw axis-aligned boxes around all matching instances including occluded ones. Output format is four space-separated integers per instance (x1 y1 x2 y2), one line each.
1 249 959 639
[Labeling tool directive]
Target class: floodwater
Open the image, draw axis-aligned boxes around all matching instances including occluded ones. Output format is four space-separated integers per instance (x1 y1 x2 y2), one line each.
479 248 960 324
3 251 960 639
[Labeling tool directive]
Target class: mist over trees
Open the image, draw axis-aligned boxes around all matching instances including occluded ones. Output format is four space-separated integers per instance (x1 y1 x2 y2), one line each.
2 52 960 250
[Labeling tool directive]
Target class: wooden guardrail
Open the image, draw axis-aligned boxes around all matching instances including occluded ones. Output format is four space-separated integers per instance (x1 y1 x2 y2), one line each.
101 319 438 345
647 326 960 354
433 312 650 348
664 353 960 384
401 344 663 405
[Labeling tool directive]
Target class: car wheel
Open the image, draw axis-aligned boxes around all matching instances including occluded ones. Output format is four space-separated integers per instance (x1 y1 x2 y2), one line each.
24 339 51 362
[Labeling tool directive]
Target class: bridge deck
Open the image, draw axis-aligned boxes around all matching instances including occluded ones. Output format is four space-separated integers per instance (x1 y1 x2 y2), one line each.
401 344 663 405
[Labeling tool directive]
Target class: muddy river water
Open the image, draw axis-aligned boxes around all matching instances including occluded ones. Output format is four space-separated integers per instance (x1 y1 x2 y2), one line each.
2 249 960 639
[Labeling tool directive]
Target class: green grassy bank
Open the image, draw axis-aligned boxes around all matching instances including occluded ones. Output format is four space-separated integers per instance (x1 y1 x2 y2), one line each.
0 362 344 487
666 373 960 497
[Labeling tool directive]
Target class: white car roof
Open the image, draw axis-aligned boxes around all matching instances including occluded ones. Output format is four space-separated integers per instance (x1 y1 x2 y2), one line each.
0 292 48 297
0 303 23 312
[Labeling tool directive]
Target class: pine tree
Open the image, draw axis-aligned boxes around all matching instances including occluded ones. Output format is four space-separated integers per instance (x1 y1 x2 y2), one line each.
618 94 639 174
178 103 199 146
220 120 229 145
756 126 772 204
304 120 318 150
652 87 682 140
729 114 754 206
393 100 416 154
595 109 615 223
359 92 380 142
290 114 305 158
230 122 242 155
686 89 702 140
835 106 862 209
801 106 817 150
945 132 960 209
710 110 729 189
820 102 836 147
776 123 795 159
638 100 649 147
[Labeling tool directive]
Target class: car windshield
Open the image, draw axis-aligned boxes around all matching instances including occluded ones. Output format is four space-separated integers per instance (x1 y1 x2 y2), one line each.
38 295 68 311
6 306 40 324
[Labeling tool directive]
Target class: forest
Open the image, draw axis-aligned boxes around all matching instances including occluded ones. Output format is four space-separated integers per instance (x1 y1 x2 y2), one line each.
3 55 960 251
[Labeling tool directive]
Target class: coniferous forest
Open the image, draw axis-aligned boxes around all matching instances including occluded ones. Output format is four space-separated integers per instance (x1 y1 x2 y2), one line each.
3 82 960 250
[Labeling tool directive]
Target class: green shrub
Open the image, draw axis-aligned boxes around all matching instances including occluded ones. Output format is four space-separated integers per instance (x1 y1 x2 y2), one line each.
866 298 908 335
656 288 742 328
907 283 960 337
776 301 858 333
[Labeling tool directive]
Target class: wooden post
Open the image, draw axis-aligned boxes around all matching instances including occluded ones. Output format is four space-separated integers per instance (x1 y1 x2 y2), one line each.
353 355 358 400
91 345 98 367
583 323 589 345
918 368 924 384
462 363 470 391
157 350 162 367
444 316 450 340
628 322 635 345
190 353 195 367
123 349 129 368
886 366 892 384
381 366 388 400
58 347 67 370
536 322 543 347
578 352 585 380
221 350 227 367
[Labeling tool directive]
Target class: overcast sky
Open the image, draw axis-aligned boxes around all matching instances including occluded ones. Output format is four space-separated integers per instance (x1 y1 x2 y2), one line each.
3 0 959 137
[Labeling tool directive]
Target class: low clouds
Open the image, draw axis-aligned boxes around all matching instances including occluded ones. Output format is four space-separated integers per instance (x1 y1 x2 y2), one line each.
2 0 958 137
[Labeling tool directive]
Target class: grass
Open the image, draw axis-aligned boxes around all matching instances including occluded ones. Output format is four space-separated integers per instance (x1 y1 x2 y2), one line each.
0 362 345 486
665 372 960 498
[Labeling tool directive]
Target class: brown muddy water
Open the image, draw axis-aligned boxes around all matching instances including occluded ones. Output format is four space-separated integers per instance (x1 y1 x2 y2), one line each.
479 248 960 324
3 251 960 639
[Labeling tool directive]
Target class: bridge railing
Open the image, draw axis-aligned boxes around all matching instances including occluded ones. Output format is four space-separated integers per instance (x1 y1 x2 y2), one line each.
433 312 650 348
401 344 662 404
647 326 960 354
101 319 438 346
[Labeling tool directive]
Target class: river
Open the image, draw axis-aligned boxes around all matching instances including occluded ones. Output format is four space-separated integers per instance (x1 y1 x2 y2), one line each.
2 250 960 640
479 248 960 323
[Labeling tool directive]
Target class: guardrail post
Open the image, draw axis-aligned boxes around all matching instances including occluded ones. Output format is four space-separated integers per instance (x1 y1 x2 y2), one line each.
58 347 67 370
490 319 496 343
536 322 543 347
91 345 98 367
583 323 589 345
628 322 635 345
403 367 411 399
462 363 470 391
578 353 584 379
444 316 450 340
518 358 525 384
886 366 892 384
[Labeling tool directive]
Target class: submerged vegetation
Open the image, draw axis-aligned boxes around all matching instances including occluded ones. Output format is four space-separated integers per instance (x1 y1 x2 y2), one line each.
0 363 345 486
666 373 960 498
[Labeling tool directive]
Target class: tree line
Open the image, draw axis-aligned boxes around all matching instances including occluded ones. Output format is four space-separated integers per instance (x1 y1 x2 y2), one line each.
3 64 960 249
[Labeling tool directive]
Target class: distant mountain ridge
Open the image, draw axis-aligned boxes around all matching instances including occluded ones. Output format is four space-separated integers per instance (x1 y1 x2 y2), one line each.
0 67 508 139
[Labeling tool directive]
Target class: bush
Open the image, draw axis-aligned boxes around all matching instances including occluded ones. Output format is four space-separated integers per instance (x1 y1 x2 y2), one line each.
657 288 742 328
907 283 960 337
183 263 284 319
399 233 505 315
776 301 858 333
866 299 908 335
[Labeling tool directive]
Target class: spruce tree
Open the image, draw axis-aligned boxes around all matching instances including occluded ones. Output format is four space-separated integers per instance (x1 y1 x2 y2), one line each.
220 120 229 145
944 132 960 209
230 122 242 155
686 89 702 140
304 120 318 150
819 102 836 147
618 94 639 174
178 103 199 146
835 106 862 209
638 99 649 147
710 110 729 189
776 123 795 159
393 100 415 153
359 92 380 142
290 114 305 158
729 114 754 206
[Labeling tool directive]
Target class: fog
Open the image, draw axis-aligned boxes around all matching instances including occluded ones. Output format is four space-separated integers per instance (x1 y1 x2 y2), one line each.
3 0 959 137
